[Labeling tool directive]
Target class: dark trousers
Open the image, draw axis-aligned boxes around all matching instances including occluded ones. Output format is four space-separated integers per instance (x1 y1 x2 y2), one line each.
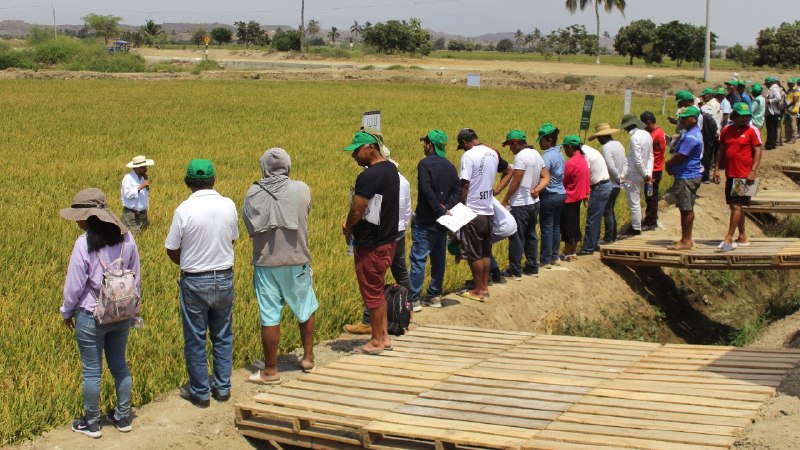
602 187 621 242
643 171 662 227
766 114 780 149
363 234 409 324
508 203 540 276
701 141 717 182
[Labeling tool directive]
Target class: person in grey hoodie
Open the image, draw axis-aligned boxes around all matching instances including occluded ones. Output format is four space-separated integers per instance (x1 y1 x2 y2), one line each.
243 148 317 385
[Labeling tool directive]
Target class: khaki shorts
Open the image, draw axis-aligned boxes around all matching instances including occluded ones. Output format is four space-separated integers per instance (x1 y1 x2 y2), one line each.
671 178 701 211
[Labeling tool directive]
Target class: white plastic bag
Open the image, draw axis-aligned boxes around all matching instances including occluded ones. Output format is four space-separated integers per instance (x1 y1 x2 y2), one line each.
492 198 517 237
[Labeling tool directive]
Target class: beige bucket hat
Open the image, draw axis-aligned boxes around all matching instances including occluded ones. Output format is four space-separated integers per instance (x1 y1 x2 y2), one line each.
59 188 129 234
126 155 155 168
588 123 620 141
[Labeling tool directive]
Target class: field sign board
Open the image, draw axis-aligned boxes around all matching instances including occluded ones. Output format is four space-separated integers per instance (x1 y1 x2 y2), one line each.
580 95 595 131
203 35 210 45
624 89 632 115
362 110 381 131
467 73 481 88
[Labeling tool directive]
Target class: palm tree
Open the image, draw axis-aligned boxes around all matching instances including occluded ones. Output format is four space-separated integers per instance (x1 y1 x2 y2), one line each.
350 21 362 43
328 26 339 44
565 0 626 64
306 19 320 39
514 29 525 48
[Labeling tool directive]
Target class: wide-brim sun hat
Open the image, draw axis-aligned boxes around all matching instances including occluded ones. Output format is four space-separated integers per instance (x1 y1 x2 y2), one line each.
59 188 129 234
588 123 619 141
126 155 155 168
620 114 645 130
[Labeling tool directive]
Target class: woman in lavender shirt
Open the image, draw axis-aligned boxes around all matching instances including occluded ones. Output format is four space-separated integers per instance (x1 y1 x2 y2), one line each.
59 188 140 438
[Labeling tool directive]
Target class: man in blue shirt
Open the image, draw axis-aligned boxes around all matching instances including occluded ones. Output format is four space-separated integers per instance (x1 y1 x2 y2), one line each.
536 123 566 267
665 106 704 251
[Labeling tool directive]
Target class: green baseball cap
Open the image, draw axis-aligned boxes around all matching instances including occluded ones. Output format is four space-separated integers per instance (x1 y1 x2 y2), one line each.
751 83 763 94
675 90 694 102
765 76 778 83
732 102 752 116
789 78 797 84
502 129 527 146
562 135 582 147
715 86 727 95
701 87 714 96
724 79 737 86
344 130 378 152
536 123 559 143
678 106 701 118
737 80 747 87
186 159 215 180
420 129 448 157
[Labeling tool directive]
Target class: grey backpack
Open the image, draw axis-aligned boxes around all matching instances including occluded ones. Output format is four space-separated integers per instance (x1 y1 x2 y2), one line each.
92 246 138 325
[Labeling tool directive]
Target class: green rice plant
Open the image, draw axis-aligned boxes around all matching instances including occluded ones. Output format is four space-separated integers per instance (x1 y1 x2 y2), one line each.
65 46 146 72
192 59 221 74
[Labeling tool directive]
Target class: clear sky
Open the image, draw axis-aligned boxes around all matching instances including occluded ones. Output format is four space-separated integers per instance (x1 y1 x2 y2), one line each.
0 0 790 46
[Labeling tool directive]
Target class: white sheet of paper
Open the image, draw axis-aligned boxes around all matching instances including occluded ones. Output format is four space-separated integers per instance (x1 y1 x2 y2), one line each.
436 203 477 233
364 193 383 225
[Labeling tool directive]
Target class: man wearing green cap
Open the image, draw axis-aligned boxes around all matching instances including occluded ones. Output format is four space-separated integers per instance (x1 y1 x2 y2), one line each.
765 77 783 149
342 130 399 354
165 159 239 407
751 83 766 130
714 102 763 252
619 114 654 236
785 78 798 145
664 106 704 250
725 79 743 107
700 87 722 131
500 129 549 276
536 123 566 267
407 130 461 308
736 80 753 111
715 87 732 127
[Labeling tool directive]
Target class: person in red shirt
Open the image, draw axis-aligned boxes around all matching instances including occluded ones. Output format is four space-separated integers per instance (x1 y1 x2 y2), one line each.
641 111 665 231
713 102 763 252
560 135 590 261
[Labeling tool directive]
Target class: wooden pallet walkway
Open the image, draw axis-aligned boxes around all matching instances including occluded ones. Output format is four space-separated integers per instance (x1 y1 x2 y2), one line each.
743 190 800 214
599 236 800 269
235 326 800 450
781 164 800 184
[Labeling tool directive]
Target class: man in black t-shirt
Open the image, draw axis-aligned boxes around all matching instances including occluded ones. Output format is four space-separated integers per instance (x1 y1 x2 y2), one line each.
343 130 400 355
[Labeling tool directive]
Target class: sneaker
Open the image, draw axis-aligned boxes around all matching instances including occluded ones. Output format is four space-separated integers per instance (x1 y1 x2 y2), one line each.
641 224 657 232
523 267 539 277
71 417 102 438
343 322 371 335
411 300 422 312
576 249 594 256
211 388 230 402
421 296 442 308
179 386 210 408
106 409 132 432
491 272 507 284
501 270 522 281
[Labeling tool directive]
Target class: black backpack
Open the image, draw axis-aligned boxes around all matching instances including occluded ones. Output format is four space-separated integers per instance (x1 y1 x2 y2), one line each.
384 284 411 336
701 112 718 148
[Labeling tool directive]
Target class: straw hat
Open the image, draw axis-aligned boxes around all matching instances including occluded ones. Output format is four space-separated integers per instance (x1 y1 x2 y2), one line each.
59 188 129 234
588 123 619 141
126 155 155 168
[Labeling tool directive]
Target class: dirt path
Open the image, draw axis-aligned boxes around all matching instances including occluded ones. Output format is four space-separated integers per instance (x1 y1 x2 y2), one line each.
15 134 800 449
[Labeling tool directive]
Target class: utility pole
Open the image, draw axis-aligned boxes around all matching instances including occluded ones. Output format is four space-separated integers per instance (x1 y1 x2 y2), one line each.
52 5 57 39
704 0 711 82
300 0 305 53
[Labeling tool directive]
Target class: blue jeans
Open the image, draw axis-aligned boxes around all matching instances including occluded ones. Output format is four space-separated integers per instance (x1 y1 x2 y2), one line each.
179 271 234 400
582 181 612 252
539 192 566 265
603 187 621 242
408 222 448 301
74 308 131 425
509 203 540 275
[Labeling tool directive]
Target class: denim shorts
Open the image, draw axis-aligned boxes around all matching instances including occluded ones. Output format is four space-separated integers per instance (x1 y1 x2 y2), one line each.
253 264 318 326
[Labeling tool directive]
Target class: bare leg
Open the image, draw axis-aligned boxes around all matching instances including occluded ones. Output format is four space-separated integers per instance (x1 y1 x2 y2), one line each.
365 304 388 351
736 207 749 243
260 325 281 380
468 258 485 297
677 210 695 248
480 257 491 296
298 314 315 366
724 205 743 244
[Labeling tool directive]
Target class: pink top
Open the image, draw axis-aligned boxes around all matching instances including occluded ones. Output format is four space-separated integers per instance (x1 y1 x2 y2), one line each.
564 151 591 203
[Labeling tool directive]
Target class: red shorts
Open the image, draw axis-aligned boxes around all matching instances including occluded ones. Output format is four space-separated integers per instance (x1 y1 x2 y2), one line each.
354 242 396 309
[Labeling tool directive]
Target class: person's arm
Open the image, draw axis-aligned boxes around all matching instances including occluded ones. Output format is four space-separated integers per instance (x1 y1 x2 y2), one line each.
459 179 470 204
121 175 140 200
164 210 183 266
61 239 89 327
493 158 513 195
501 169 525 206
713 138 726 184
128 240 142 315
531 167 550 198
342 194 369 240
749 131 763 183
418 162 445 216
443 174 462 210
664 153 687 175
166 248 181 265
631 135 647 178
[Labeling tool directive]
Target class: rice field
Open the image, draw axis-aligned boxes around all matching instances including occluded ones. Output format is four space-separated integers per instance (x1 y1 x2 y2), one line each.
0 78 666 444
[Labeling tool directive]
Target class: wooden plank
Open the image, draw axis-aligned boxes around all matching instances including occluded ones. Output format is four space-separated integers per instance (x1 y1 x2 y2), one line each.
408 396 563 421
324 361 452 380
377 411 538 440
394 404 551 429
556 412 736 436
344 353 471 370
443 375 593 395
489 353 636 368
236 400 369 428
650 348 800 362
408 328 526 345
662 343 800 354
395 334 512 350
611 375 776 394
567 403 752 427
311 367 441 388
364 421 530 448
506 347 647 361
421 324 536 337
533 430 727 450
477 361 623 379
258 389 401 413
299 372 427 395
431 381 586 403
524 440 628 450
589 388 763 410
580 395 757 417
546 422 735 447
515 343 653 357
532 334 660 349
238 423 360 450
624 367 785 384
390 340 503 356
419 389 575 412
632 362 788 375
458 367 602 388
378 349 479 364
597 380 771 402
282 380 416 403
390 345 497 359
642 356 796 370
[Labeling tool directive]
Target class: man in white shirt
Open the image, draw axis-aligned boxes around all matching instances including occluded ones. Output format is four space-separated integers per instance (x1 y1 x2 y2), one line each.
121 155 154 237
700 87 722 132
457 128 499 301
578 141 611 255
619 115 654 236
500 130 549 279
165 159 239 408
590 123 627 243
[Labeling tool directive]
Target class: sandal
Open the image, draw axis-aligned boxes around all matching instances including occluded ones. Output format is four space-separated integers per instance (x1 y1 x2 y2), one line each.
350 346 383 355
457 291 485 302
300 360 315 373
248 371 282 385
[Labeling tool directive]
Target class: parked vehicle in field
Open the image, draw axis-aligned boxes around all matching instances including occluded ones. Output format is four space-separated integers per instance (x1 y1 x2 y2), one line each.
107 40 130 54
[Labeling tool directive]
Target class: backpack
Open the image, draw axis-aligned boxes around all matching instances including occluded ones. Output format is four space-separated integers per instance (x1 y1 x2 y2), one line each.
384 284 411 336
92 246 138 325
700 112 718 149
